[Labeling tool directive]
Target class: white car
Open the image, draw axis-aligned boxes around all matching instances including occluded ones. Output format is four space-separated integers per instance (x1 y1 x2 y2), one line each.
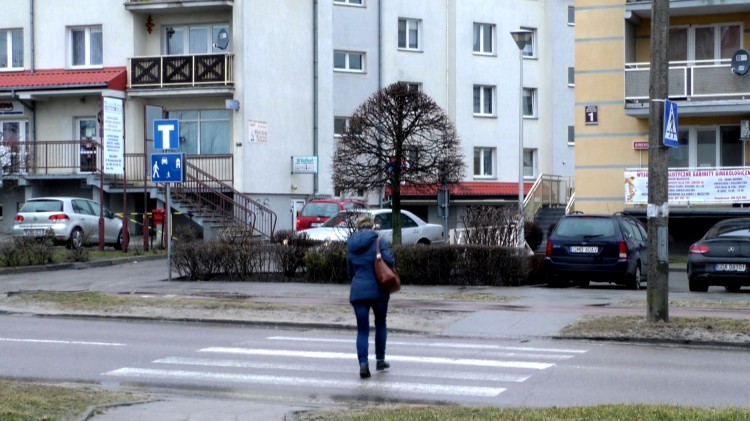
12 197 125 249
299 209 444 245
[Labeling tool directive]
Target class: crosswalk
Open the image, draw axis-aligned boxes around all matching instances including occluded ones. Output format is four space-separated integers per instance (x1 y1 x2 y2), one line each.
102 335 588 404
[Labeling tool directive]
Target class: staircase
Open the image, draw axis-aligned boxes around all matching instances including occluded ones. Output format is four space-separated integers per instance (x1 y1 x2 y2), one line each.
532 206 566 253
165 161 277 240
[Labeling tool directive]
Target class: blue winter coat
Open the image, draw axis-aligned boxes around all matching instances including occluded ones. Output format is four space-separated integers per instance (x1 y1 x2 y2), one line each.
347 229 395 303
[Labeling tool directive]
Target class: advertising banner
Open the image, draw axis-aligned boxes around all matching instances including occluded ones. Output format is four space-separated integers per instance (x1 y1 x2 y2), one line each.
624 168 750 204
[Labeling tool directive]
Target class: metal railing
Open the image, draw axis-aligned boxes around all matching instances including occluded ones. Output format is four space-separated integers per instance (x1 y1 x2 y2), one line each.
625 59 750 102
128 53 234 89
523 174 573 222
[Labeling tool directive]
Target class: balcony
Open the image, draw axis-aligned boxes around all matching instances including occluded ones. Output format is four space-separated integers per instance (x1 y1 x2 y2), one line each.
625 0 749 20
128 53 234 93
124 0 233 15
624 60 750 118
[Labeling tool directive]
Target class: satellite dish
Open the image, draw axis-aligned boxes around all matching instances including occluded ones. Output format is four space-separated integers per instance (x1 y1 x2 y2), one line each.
214 28 229 50
731 49 750 76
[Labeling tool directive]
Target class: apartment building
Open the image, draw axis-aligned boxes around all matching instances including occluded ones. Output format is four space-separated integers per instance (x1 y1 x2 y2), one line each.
0 0 574 240
575 0 750 251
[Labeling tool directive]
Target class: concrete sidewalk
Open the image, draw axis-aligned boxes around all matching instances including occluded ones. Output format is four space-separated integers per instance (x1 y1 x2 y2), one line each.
1 255 748 420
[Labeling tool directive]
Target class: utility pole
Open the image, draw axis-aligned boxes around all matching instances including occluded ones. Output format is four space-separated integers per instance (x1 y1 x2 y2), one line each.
647 0 670 322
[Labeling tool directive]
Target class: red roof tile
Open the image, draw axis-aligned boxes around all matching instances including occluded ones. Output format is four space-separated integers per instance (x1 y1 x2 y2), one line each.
0 67 127 92
393 181 533 197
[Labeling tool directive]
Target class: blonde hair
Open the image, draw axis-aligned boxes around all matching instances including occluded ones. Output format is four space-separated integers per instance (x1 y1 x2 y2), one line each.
355 214 374 230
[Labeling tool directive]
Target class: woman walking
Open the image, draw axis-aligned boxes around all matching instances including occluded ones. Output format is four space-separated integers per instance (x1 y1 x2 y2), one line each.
347 214 395 379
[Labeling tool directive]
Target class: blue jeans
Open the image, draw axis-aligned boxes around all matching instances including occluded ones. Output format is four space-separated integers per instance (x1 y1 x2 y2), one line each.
351 298 389 365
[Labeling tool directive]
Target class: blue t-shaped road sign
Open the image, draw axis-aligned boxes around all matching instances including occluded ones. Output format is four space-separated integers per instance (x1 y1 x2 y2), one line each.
153 119 180 150
151 153 184 183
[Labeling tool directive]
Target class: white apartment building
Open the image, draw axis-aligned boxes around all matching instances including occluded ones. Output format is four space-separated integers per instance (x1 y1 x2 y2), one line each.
0 0 573 240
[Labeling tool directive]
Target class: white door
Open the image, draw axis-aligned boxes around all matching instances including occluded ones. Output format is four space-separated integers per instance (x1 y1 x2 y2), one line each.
76 117 98 173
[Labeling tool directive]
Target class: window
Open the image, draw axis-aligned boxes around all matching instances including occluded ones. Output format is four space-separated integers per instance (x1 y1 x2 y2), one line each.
568 125 575 145
473 23 494 54
521 27 536 58
523 149 536 178
165 24 230 55
473 85 494 116
568 6 575 26
522 88 536 117
398 18 420 50
334 117 349 137
567 67 575 86
0 29 23 70
399 81 422 91
162 110 231 155
70 26 102 68
333 0 363 5
473 147 494 177
668 126 744 169
334 50 364 72
669 24 741 63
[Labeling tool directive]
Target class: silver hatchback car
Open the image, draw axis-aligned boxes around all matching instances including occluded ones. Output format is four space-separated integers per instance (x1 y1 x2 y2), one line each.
12 197 124 249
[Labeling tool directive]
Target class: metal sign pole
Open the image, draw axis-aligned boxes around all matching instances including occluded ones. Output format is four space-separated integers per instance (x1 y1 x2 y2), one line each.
166 183 172 282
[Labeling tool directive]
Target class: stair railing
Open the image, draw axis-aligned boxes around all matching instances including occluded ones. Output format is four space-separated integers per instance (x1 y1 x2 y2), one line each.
523 174 572 222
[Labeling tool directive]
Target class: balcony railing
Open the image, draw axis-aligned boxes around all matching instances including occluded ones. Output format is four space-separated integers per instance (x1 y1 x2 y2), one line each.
1 140 233 186
128 53 234 89
625 59 750 102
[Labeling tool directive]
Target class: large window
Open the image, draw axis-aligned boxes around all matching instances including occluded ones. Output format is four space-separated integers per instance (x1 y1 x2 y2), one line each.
669 24 741 63
334 50 364 72
473 23 495 55
398 18 420 51
165 24 230 55
668 126 743 168
165 110 231 155
473 85 494 116
522 88 536 117
473 147 494 177
0 29 23 70
70 26 102 68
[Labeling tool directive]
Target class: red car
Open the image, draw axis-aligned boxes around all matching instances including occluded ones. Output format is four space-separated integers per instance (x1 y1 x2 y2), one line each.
296 199 367 231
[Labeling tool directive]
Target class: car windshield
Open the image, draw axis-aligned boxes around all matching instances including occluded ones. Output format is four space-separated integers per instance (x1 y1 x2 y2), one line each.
21 200 64 213
321 211 365 228
302 203 340 218
706 221 750 239
555 217 616 238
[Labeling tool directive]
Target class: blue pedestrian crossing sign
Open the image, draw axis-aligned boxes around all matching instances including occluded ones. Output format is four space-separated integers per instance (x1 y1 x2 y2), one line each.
151 153 184 183
663 99 679 148
153 119 180 150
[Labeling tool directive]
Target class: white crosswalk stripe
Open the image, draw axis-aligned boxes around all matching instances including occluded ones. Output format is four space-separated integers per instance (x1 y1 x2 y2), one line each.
101 335 588 403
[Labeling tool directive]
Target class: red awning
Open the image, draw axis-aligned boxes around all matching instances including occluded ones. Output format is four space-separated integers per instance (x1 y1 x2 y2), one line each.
391 181 533 197
0 67 127 92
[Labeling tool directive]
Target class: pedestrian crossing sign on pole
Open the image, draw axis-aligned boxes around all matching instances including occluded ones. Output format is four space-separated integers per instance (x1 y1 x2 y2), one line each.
663 99 678 148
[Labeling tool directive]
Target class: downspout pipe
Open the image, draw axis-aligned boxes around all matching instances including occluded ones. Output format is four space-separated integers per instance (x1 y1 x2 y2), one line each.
30 0 35 73
313 0 319 197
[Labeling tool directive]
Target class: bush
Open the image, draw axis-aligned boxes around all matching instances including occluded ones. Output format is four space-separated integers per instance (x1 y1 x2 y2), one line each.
304 243 348 284
0 237 55 267
524 220 544 251
394 244 457 286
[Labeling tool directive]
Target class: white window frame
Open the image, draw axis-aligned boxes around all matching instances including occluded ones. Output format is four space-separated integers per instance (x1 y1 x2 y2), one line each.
68 26 102 69
521 27 537 58
399 81 422 91
523 149 537 179
165 23 231 55
334 50 365 72
473 22 495 55
398 18 421 51
473 85 495 116
668 125 745 169
473 147 495 178
0 29 23 70
334 117 350 137
333 0 364 6
522 88 536 118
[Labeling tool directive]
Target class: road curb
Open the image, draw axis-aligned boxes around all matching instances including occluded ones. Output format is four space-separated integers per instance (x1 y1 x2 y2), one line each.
552 335 750 350
0 254 166 276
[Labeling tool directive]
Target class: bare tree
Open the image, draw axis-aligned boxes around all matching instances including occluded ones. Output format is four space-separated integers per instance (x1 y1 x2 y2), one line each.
332 83 465 245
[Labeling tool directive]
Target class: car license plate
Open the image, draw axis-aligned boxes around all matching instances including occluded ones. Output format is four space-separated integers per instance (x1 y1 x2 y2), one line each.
715 263 746 272
24 229 46 236
570 246 598 253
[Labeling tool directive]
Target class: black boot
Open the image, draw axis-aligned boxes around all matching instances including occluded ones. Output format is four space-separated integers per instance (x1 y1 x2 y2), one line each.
376 360 390 371
359 363 371 379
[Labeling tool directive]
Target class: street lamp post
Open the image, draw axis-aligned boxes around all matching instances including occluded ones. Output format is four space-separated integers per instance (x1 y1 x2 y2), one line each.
510 30 532 251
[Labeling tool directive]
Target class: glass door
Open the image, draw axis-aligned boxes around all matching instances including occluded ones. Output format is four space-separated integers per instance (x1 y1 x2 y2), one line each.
0 120 27 173
77 118 98 173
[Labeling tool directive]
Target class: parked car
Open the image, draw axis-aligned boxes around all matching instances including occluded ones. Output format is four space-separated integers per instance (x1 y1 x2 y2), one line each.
687 217 750 292
544 212 648 289
12 197 125 249
295 199 367 231
299 208 444 245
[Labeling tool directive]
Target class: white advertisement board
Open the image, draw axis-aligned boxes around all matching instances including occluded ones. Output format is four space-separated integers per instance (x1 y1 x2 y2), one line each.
102 97 124 175
624 168 750 204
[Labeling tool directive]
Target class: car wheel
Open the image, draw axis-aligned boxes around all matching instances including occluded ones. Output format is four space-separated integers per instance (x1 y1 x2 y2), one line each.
417 239 430 245
688 276 709 292
114 230 123 251
724 284 741 293
68 228 83 249
629 264 642 290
